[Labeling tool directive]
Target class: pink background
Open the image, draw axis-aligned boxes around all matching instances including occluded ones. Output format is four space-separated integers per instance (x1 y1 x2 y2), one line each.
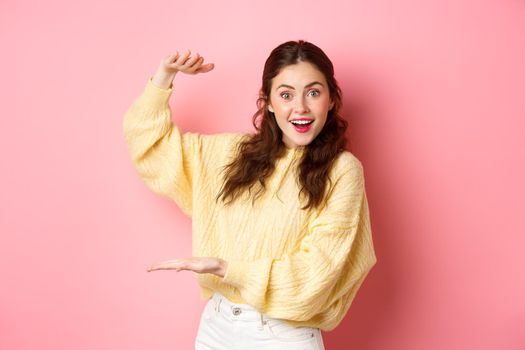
2 0 524 349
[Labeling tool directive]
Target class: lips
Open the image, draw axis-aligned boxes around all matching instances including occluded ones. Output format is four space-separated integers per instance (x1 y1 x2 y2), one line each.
290 117 314 122
290 118 314 133
290 118 314 126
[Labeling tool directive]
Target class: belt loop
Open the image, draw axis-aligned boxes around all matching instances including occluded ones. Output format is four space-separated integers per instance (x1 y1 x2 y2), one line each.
258 313 267 330
216 296 222 315
258 313 264 330
211 296 216 312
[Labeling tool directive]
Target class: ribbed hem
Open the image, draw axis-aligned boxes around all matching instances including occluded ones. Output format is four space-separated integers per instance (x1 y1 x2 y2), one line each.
139 76 174 108
221 260 245 289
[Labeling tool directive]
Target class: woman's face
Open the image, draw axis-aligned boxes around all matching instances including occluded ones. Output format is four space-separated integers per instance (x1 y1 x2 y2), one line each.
267 61 334 149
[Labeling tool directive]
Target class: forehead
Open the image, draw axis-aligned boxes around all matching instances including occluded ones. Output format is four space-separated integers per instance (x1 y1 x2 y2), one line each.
272 61 327 88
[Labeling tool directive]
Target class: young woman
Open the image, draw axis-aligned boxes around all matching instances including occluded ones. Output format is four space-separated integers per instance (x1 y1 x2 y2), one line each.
123 40 377 350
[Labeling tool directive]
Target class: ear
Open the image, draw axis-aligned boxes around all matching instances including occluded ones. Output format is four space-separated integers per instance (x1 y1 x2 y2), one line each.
329 99 335 110
268 104 274 113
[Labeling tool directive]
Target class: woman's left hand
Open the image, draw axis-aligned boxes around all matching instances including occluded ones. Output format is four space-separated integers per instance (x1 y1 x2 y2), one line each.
146 257 228 278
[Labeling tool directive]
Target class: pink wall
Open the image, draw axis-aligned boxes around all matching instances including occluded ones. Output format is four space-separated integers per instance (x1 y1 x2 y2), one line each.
2 0 524 349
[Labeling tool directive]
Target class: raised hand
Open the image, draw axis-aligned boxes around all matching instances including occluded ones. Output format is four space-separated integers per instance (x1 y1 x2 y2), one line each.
161 50 215 75
151 49 214 89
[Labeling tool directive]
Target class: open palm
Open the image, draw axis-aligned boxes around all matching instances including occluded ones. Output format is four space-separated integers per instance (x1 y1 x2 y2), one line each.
147 257 227 277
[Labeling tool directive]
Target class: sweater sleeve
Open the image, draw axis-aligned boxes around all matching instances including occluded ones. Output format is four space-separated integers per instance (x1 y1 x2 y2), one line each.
122 77 203 217
221 160 377 322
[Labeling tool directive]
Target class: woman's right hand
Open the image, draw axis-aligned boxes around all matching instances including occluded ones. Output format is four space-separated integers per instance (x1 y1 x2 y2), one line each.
152 50 215 89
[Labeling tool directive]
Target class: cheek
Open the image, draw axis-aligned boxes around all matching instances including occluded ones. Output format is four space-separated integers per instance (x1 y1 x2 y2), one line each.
319 98 332 112
274 103 292 115
275 115 290 130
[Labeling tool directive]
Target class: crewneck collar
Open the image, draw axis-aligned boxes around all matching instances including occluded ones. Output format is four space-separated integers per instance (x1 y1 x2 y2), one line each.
284 145 307 158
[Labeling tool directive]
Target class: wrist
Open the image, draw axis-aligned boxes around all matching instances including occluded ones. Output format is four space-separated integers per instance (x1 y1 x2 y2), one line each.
151 70 177 90
217 259 228 278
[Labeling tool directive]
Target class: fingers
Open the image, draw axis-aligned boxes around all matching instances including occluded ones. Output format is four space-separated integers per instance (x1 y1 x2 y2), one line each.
165 52 180 63
147 259 184 272
196 63 214 73
147 266 181 272
176 49 192 65
147 265 182 272
183 52 201 68
187 56 204 73
165 49 214 75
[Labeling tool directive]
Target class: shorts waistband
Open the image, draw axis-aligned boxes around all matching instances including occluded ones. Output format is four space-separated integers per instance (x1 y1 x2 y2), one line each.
209 292 271 324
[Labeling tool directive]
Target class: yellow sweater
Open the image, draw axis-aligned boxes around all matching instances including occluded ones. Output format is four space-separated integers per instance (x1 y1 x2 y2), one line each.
123 77 378 331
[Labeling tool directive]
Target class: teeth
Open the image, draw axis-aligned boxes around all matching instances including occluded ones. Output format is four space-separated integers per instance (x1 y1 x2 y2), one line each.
291 120 313 125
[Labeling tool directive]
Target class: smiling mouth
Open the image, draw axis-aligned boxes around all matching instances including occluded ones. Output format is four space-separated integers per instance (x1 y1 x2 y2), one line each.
290 120 314 126
290 120 314 133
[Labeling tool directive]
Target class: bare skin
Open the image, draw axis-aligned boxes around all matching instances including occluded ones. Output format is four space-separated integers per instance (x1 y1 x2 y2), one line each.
151 49 215 89
147 257 228 278
146 50 227 278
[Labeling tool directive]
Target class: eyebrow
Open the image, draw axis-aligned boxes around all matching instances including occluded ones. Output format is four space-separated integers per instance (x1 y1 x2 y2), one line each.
276 81 325 90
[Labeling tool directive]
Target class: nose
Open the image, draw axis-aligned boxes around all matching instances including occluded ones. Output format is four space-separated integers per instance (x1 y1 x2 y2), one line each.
294 95 310 113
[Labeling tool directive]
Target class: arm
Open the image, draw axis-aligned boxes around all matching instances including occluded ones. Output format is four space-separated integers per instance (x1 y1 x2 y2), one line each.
221 159 378 321
122 51 215 216
122 78 201 216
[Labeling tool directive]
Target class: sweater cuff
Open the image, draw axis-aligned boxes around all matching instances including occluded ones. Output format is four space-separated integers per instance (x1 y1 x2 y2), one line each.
222 260 245 289
139 76 174 108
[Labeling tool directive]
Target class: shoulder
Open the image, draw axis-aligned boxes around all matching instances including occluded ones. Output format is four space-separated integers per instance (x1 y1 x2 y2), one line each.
324 150 366 200
332 150 364 179
197 132 251 165
311 150 367 217
199 131 249 150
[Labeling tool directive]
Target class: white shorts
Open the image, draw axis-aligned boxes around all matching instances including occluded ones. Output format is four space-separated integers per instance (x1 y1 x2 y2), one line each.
195 292 325 350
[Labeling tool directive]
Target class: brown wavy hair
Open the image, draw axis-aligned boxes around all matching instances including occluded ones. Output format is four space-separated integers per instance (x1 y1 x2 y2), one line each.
215 40 348 210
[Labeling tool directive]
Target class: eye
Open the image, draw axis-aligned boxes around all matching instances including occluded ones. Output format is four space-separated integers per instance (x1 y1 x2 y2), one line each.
308 89 320 97
280 92 292 100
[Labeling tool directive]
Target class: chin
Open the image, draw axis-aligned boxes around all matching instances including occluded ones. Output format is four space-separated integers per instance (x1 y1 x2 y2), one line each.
283 130 319 148
291 138 313 147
